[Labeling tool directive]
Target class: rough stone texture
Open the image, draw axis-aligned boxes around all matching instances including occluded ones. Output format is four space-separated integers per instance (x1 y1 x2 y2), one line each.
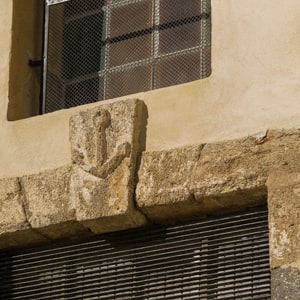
70 99 147 233
267 171 300 269
0 177 48 249
71 165 146 234
70 99 143 174
136 145 202 221
191 129 300 205
272 267 300 300
137 129 300 222
0 177 27 233
21 165 89 239
1 127 300 249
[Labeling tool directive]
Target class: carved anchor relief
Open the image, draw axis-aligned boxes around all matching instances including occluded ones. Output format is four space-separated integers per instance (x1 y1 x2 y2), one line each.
76 108 131 179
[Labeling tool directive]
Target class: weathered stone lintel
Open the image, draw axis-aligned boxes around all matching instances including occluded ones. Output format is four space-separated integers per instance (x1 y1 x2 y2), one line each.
1 128 300 252
136 129 300 223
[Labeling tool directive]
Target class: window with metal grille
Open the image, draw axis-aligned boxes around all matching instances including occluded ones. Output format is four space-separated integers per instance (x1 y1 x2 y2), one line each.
42 0 211 113
0 206 270 299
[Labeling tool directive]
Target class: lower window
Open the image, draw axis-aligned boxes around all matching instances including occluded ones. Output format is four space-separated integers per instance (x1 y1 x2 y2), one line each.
0 206 270 299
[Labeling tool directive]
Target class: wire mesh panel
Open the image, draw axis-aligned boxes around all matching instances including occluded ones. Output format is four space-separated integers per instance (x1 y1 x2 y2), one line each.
0 207 270 299
43 0 211 113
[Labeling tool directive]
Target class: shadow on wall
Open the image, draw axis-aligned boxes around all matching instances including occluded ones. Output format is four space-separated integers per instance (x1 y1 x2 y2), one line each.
7 0 43 121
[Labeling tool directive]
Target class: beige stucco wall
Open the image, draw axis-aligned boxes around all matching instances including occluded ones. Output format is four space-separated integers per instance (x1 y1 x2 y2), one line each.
1 0 300 178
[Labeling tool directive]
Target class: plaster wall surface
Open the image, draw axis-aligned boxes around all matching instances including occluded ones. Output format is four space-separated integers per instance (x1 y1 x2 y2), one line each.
1 0 300 177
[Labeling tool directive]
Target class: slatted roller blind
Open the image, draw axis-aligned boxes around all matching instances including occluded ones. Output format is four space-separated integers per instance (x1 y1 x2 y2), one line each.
0 206 270 299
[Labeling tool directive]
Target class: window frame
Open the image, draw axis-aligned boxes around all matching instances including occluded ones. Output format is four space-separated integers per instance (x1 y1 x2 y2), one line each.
42 0 211 113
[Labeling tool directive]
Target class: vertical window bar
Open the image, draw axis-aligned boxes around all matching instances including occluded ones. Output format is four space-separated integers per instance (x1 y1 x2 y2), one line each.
42 2 50 114
200 0 211 78
102 3 111 100
152 0 160 89
43 0 72 113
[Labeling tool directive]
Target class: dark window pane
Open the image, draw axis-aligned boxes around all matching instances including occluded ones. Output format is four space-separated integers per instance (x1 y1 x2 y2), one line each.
47 4 65 79
159 0 205 54
156 51 201 88
45 72 65 113
63 13 105 79
107 65 152 99
65 77 104 108
109 35 152 67
110 0 152 39
160 0 202 23
159 21 202 54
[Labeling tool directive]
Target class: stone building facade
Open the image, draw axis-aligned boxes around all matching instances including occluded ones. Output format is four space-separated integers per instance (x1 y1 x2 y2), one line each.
0 0 300 298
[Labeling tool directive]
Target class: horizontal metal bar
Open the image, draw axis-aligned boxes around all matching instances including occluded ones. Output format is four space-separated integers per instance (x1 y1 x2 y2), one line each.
47 0 70 6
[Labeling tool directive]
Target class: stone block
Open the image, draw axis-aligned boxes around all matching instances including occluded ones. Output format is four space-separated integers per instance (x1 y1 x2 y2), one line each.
0 177 48 249
190 129 300 208
70 99 144 171
267 171 300 269
71 165 146 233
136 145 202 221
272 267 300 300
0 177 28 233
70 100 147 233
21 165 88 239
136 129 300 222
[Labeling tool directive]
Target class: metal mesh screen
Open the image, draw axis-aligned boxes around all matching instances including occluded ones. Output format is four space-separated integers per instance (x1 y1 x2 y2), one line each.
43 0 211 113
0 207 270 299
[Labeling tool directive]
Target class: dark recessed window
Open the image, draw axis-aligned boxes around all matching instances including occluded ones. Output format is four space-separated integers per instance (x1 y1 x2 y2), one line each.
0 206 270 299
42 0 211 113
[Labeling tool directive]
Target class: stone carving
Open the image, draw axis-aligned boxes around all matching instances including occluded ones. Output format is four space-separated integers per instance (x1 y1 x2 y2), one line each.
69 99 147 234
72 107 131 179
